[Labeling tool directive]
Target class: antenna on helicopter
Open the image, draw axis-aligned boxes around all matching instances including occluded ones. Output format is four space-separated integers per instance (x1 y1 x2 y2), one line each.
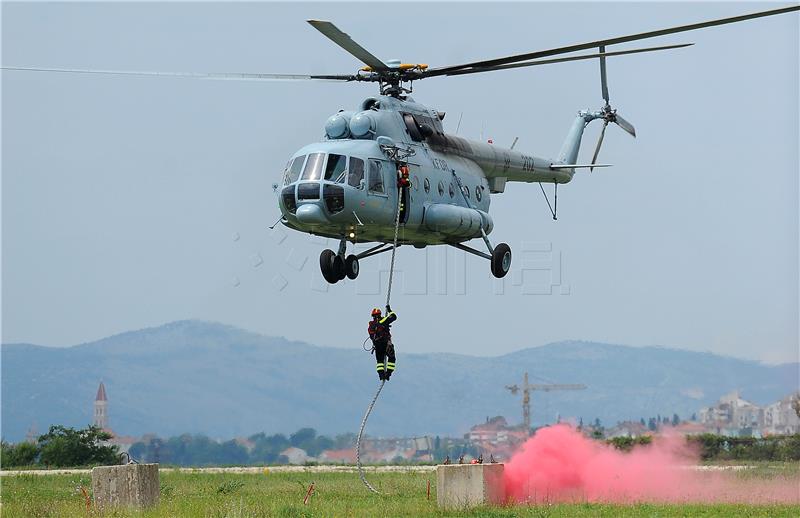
589 45 637 172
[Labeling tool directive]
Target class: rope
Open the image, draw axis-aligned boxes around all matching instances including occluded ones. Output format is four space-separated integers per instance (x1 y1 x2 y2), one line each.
356 377 386 494
356 172 404 495
385 186 403 307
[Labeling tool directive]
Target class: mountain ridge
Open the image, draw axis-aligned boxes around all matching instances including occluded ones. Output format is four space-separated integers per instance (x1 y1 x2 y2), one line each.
2 320 797 442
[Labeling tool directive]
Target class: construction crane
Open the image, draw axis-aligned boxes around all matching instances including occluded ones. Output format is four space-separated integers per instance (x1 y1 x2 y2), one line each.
506 372 586 432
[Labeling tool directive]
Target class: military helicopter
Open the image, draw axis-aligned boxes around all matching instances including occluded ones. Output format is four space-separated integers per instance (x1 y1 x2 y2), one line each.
274 5 800 284
5 6 798 284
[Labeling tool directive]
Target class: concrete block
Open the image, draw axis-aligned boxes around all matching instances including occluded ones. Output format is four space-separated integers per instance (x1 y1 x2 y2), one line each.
436 463 505 509
92 463 160 511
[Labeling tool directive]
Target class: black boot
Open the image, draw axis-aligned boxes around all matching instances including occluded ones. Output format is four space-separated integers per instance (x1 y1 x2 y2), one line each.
385 370 392 381
377 370 385 381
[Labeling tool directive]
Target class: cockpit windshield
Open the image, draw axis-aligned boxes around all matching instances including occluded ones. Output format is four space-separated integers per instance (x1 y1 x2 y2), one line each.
301 153 325 181
283 155 306 185
324 154 347 182
286 152 365 187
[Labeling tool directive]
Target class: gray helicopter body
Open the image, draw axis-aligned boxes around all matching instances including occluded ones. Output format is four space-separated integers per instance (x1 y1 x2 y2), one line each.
278 94 579 248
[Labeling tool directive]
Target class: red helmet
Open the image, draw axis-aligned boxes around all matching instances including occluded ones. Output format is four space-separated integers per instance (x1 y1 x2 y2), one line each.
371 307 382 318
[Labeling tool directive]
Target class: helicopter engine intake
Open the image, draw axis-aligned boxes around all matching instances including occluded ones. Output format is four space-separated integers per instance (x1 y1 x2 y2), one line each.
324 111 353 139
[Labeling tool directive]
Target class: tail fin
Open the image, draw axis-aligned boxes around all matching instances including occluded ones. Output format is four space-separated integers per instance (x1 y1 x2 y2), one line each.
557 111 598 165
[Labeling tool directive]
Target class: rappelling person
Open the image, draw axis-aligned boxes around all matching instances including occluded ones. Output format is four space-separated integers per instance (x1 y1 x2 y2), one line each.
368 306 397 381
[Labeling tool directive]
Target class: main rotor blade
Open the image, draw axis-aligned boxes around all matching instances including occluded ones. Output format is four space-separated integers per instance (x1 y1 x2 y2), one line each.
615 113 637 137
599 45 609 104
426 5 800 76
307 20 389 71
0 66 355 82
435 43 692 77
590 121 608 173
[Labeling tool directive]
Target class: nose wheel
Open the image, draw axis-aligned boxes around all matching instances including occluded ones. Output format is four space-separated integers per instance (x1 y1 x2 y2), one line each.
345 254 360 279
320 241 401 284
320 248 360 284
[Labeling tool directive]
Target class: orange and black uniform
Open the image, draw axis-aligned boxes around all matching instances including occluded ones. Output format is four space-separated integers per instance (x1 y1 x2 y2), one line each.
368 308 397 380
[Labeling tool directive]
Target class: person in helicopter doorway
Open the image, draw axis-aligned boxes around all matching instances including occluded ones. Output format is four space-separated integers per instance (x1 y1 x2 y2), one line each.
368 305 397 381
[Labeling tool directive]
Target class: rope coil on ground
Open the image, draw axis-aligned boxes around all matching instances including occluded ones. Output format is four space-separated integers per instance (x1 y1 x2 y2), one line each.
355 378 386 494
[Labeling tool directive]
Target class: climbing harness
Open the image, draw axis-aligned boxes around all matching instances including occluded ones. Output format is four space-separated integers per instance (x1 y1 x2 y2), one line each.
355 163 406 495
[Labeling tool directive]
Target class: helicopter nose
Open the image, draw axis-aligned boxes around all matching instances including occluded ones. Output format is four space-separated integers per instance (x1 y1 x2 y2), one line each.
295 203 328 225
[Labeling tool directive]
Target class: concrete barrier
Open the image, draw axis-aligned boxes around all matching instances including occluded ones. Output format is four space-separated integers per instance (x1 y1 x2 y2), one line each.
436 463 505 509
91 463 159 511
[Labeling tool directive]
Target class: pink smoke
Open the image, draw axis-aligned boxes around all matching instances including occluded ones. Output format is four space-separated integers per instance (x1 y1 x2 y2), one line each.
504 425 799 504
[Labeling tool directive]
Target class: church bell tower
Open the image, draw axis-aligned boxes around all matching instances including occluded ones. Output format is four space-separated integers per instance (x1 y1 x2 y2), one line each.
93 381 108 429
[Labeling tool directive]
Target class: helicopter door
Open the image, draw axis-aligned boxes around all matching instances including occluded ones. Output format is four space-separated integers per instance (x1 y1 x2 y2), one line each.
367 159 392 224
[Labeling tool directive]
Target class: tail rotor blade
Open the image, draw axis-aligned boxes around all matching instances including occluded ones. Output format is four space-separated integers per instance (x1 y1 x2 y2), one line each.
590 121 608 172
614 113 637 137
599 45 609 104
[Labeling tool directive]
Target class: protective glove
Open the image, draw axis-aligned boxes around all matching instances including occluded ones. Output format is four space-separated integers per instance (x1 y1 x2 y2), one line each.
386 304 392 313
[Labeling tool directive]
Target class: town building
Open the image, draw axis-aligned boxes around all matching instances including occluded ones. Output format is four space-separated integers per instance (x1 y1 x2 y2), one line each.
764 393 800 435
698 390 799 437
280 446 312 464
466 416 528 460
605 420 650 438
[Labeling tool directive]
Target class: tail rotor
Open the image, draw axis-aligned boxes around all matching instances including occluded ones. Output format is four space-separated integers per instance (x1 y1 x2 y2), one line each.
590 45 636 171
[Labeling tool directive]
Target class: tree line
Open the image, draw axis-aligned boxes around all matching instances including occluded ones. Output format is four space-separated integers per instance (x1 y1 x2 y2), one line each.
606 433 800 461
1 425 119 468
3 424 798 468
127 427 350 466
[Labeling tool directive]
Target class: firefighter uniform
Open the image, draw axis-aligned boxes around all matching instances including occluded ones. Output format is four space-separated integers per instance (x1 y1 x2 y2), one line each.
368 307 397 380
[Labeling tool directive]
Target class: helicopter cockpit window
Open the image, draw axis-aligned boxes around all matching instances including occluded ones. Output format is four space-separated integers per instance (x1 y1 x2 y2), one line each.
475 185 482 202
300 152 325 181
284 155 306 185
424 178 431 194
403 114 423 142
325 153 347 182
368 160 385 194
348 157 365 187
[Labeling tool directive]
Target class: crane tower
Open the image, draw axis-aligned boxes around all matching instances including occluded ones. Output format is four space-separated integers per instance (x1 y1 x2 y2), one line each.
505 372 586 432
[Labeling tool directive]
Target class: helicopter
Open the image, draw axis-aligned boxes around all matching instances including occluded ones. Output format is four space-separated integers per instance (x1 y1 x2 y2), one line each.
4 5 798 285
274 5 800 284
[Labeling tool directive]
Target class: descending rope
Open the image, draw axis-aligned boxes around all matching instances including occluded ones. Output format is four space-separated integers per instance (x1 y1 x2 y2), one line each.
356 174 404 494
385 186 403 307
356 377 386 494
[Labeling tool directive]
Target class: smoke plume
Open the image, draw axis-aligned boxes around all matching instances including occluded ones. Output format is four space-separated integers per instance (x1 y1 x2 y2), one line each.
503 425 799 504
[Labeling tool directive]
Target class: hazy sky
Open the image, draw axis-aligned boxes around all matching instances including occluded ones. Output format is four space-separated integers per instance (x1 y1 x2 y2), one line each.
2 2 798 363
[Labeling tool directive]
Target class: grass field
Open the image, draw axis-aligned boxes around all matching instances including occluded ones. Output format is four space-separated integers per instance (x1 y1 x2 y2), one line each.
2 464 799 517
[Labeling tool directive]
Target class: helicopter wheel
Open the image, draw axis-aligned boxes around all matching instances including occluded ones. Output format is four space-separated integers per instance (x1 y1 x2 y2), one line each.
490 243 512 278
332 254 347 281
320 249 339 284
345 254 360 280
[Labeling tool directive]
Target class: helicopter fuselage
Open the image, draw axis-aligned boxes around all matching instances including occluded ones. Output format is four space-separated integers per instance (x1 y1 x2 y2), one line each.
277 95 575 247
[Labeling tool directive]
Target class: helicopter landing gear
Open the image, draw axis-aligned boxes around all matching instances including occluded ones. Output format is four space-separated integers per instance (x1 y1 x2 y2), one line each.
320 238 362 284
320 250 348 283
450 238 512 279
320 249 339 284
490 243 512 278
345 255 360 279
320 241 399 284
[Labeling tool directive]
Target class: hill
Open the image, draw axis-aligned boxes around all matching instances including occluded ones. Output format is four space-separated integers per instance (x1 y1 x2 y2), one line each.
2 320 797 442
